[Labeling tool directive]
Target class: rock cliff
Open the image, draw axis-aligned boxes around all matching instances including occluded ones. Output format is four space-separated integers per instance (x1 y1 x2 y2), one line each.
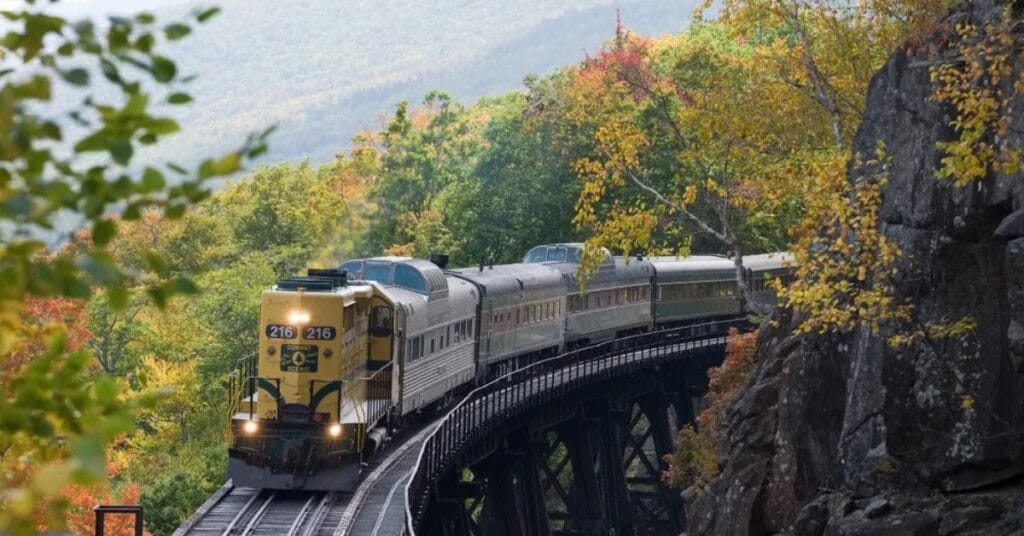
685 2 1024 534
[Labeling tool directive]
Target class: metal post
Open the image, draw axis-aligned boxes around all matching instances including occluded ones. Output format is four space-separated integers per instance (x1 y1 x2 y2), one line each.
561 412 605 533
248 375 255 420
516 430 551 536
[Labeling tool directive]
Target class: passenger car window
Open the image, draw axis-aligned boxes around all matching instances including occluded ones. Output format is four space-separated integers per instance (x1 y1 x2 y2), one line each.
340 260 363 278
364 263 392 284
547 247 567 262
410 337 420 362
524 247 548 263
394 264 428 293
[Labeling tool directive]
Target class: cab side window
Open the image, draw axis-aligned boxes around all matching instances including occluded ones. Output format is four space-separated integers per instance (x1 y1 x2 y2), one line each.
370 306 392 337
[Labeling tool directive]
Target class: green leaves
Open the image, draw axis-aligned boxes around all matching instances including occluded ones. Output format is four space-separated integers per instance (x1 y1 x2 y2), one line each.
198 152 242 179
165 23 192 40
168 92 193 104
92 219 118 246
60 68 89 86
0 338 153 533
141 167 167 192
196 7 221 23
0 2 272 530
151 55 177 82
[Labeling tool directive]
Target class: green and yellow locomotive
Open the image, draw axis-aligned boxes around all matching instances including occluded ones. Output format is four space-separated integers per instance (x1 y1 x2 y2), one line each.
228 269 395 490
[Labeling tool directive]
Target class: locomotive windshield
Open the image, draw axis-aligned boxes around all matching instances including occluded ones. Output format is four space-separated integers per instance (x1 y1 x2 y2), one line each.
547 247 567 261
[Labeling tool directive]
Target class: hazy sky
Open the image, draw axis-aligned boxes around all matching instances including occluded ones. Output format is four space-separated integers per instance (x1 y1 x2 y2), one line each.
0 0 197 15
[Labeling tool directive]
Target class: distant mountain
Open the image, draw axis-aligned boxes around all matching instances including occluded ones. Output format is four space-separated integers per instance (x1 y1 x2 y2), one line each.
142 0 699 167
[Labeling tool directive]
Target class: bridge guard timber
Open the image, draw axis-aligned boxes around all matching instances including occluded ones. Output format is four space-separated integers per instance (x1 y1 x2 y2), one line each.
405 318 749 535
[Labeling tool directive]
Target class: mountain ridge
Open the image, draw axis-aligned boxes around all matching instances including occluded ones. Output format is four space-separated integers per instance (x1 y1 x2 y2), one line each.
143 0 699 166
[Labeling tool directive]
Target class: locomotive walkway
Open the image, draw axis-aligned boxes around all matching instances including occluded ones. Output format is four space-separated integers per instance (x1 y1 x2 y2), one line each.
174 318 746 535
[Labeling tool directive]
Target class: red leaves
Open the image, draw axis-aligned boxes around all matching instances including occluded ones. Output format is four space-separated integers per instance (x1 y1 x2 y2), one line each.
3 297 94 383
699 328 758 433
24 296 93 352
58 466 149 536
663 328 759 490
579 30 665 103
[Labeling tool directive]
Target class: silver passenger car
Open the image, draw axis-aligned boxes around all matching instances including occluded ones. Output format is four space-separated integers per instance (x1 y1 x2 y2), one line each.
449 263 565 378
524 244 654 345
340 257 478 415
648 256 740 326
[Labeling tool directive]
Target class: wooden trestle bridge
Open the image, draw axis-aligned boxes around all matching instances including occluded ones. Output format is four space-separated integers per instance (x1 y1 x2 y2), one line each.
404 317 745 536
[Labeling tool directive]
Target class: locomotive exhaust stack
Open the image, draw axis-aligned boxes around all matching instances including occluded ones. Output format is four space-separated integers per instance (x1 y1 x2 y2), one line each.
429 253 450 270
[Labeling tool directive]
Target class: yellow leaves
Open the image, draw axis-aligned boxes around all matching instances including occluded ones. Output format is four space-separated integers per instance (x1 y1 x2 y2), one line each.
778 151 911 336
575 208 657 282
704 178 726 198
682 184 699 207
960 395 975 410
931 13 1023 186
594 114 650 173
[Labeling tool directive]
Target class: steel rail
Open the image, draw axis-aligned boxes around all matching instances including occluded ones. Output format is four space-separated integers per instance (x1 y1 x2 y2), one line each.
238 491 277 536
221 490 264 536
299 492 338 536
285 493 322 536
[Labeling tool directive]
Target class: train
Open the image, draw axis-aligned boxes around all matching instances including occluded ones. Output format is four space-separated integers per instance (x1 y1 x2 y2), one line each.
226 243 791 490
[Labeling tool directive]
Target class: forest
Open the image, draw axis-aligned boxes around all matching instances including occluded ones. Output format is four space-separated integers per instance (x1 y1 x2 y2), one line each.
2 0 1010 534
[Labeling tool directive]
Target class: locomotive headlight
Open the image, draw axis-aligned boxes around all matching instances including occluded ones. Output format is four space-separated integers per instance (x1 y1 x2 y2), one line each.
287 309 311 325
328 423 342 438
243 420 259 435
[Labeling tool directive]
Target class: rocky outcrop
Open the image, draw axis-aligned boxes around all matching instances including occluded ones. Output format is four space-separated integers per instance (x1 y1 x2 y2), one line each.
685 2 1024 534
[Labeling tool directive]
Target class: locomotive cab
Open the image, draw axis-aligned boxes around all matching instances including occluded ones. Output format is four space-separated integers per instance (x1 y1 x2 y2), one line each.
227 269 395 491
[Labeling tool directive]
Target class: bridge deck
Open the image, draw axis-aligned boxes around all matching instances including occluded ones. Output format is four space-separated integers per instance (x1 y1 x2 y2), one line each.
336 424 436 535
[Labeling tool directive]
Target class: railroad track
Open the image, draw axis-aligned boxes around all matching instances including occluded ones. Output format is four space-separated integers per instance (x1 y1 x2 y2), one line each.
172 486 351 536
175 419 436 536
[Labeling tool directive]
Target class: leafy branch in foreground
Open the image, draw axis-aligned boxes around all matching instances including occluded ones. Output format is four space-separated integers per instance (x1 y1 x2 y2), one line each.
0 1 270 532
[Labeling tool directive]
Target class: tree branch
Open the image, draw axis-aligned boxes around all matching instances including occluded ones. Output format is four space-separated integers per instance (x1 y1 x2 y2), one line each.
778 0 845 148
624 168 729 243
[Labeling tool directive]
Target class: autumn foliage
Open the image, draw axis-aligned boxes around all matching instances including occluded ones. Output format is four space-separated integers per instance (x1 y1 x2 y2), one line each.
57 464 150 536
2 297 92 385
663 328 759 490
931 7 1024 186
